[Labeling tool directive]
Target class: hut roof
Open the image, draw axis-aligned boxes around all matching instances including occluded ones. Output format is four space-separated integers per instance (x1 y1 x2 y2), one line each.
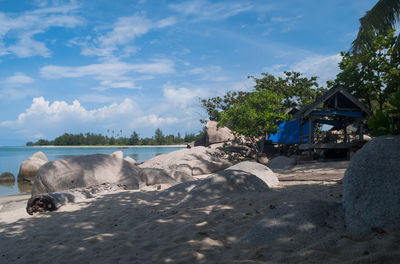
291 85 372 120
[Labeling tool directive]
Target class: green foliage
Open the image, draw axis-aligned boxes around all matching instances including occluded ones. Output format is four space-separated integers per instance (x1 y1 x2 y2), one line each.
200 91 248 122
219 89 288 150
352 0 400 58
367 89 400 136
250 71 326 108
201 71 325 124
26 129 202 146
336 27 400 112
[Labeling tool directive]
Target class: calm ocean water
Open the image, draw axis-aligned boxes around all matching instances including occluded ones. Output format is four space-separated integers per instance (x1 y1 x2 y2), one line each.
0 146 184 197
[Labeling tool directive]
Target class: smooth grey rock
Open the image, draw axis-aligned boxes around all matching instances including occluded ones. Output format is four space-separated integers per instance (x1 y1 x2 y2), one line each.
110 151 123 159
343 135 400 233
140 168 179 186
139 146 233 180
268 156 296 170
124 156 136 165
32 151 48 162
17 152 48 182
0 172 15 183
225 161 279 188
241 200 343 244
32 154 142 195
183 169 271 204
205 121 234 146
257 154 269 165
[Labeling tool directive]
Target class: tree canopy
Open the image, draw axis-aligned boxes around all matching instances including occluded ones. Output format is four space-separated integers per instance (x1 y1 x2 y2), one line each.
26 129 204 146
352 0 400 57
335 27 400 112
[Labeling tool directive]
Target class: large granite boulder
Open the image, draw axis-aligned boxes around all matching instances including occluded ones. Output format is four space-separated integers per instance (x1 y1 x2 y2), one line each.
17 151 48 182
139 146 233 180
343 135 400 233
32 153 142 195
205 121 234 146
267 156 296 171
225 161 279 188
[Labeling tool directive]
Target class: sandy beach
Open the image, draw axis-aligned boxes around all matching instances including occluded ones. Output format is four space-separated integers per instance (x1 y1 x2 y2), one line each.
0 160 399 263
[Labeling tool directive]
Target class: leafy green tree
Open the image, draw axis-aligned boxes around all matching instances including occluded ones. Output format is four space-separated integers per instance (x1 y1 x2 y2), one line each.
250 71 326 108
200 91 248 122
336 28 400 112
154 128 165 145
201 71 325 124
219 89 288 151
129 131 140 145
367 89 400 136
352 0 400 57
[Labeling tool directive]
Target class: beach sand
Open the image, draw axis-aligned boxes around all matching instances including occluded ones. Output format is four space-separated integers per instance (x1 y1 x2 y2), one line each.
0 161 399 263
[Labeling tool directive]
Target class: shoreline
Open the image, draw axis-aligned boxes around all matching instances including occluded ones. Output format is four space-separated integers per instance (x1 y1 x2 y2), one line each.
25 145 187 148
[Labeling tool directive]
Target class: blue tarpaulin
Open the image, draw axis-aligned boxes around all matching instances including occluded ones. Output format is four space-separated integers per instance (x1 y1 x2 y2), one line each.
268 119 313 144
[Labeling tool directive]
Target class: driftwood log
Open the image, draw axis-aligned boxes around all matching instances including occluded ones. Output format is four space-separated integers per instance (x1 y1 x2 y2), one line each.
26 183 127 215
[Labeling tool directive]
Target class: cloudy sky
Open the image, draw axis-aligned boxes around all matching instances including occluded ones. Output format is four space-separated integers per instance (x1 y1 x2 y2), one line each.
0 0 377 145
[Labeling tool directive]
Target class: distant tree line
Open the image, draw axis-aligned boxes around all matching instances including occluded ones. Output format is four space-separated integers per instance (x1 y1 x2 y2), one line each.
26 128 204 146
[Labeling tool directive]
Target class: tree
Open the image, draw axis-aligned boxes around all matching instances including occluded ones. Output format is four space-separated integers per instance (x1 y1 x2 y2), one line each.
129 131 140 145
336 27 400 112
352 0 400 57
250 71 326 108
154 128 165 145
219 89 288 151
201 71 324 123
200 91 248 122
367 89 400 136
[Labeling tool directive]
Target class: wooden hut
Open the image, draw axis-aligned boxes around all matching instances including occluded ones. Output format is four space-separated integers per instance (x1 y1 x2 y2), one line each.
269 85 371 153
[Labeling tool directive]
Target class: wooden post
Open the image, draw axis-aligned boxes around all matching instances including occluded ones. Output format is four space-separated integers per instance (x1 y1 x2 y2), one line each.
308 117 313 156
299 118 303 143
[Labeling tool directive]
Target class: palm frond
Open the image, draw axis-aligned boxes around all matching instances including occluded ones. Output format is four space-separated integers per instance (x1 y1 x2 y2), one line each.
352 0 400 56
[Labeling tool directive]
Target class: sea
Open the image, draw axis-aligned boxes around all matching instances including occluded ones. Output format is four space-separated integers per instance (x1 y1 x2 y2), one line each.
0 146 185 197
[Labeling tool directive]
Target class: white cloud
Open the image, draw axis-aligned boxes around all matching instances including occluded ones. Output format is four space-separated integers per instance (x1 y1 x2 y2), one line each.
138 115 179 126
170 0 253 21
270 15 303 33
263 54 342 86
40 58 174 90
1 96 180 139
291 54 342 86
76 14 177 58
188 65 228 81
163 83 203 108
4 72 34 84
0 1 82 58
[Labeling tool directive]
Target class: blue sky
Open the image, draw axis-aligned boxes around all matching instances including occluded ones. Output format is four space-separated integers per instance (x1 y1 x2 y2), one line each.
0 0 377 145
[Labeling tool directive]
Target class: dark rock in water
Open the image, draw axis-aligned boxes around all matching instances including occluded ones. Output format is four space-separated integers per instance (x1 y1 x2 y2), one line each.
32 153 142 195
343 135 400 233
0 172 15 183
18 180 32 193
17 151 48 182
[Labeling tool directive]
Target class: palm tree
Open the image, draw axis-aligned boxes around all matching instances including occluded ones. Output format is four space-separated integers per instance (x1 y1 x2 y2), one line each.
352 0 400 56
